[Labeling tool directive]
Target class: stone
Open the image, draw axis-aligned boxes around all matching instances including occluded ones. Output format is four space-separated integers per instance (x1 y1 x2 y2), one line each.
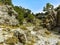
0 5 19 26
0 35 4 43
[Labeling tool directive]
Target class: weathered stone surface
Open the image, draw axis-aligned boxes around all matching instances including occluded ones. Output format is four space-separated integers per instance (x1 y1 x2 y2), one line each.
42 10 57 30
0 5 19 25
0 26 60 45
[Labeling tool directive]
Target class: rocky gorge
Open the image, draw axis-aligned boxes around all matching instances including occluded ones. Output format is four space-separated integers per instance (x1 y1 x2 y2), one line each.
0 0 60 45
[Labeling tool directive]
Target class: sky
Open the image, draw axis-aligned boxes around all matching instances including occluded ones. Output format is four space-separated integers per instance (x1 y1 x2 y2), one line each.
12 0 60 13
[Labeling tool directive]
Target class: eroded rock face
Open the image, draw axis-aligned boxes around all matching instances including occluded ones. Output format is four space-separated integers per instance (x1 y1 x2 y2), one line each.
0 5 19 25
42 10 57 30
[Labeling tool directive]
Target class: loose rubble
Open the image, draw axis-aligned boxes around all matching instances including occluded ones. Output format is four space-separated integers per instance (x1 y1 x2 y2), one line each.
0 26 60 45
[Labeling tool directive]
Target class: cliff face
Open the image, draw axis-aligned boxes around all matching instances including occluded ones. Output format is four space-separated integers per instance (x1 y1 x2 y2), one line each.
0 5 19 25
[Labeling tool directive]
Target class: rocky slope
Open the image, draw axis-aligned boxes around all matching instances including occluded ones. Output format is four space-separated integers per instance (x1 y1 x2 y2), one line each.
0 25 60 45
0 5 60 45
0 5 19 25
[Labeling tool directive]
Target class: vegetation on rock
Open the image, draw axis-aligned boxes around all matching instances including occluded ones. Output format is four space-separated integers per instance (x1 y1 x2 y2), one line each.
0 0 60 45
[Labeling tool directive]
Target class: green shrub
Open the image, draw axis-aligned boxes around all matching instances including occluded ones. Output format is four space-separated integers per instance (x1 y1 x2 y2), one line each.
18 14 24 24
20 25 27 30
27 14 35 23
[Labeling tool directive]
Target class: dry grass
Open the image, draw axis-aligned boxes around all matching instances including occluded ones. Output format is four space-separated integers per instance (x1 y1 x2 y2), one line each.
5 36 19 44
20 25 27 30
0 24 19 29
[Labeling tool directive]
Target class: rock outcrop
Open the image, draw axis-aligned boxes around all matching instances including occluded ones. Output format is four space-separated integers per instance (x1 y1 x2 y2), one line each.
0 1 60 45
42 9 58 30
0 26 60 45
0 5 19 25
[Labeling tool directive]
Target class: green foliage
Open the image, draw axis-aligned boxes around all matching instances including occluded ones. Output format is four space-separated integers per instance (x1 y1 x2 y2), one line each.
24 9 31 18
20 25 27 30
18 14 24 24
5 0 34 24
0 0 12 5
27 14 35 22
13 6 35 24
5 0 12 5
13 6 24 24
43 3 54 11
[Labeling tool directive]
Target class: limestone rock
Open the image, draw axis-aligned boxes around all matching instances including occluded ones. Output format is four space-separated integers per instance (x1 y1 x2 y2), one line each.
0 5 19 25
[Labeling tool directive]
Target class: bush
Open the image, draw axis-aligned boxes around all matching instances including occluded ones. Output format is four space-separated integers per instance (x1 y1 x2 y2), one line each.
27 14 34 23
20 25 27 30
18 14 24 24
